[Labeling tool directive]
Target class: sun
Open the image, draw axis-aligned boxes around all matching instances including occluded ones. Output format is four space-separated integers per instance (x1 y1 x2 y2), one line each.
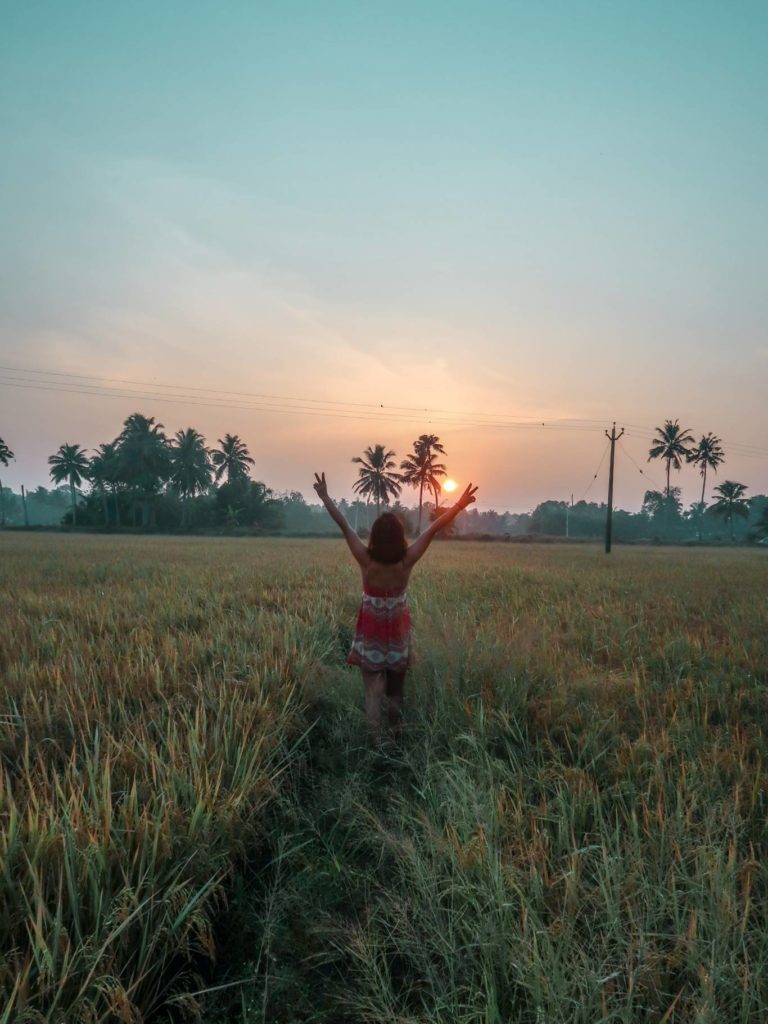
443 479 458 493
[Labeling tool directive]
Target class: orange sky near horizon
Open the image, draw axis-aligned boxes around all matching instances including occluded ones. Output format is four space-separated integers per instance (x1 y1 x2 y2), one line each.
1 345 765 514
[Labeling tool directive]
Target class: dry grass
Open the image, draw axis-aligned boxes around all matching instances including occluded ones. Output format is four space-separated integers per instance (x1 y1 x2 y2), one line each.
1 535 766 1022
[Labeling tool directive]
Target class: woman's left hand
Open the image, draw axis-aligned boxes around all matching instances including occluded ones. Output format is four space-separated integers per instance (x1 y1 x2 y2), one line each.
456 483 478 509
313 472 329 500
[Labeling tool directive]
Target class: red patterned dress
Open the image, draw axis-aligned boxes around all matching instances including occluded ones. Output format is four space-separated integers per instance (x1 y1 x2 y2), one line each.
347 583 412 673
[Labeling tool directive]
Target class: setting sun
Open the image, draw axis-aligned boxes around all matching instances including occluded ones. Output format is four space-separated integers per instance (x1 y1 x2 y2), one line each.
443 479 458 493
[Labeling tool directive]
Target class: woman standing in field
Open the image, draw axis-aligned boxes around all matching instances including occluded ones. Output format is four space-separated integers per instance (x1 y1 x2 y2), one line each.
313 472 478 738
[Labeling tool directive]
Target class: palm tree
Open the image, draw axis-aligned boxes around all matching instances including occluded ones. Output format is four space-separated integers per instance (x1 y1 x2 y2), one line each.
647 419 695 498
89 442 121 526
687 432 725 540
0 437 15 528
211 434 255 484
415 434 447 513
352 444 401 516
48 443 90 525
756 504 768 541
710 481 750 542
169 428 213 527
400 435 447 532
115 414 171 527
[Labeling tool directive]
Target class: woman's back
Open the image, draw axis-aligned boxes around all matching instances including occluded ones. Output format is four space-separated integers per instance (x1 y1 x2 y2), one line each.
362 557 411 593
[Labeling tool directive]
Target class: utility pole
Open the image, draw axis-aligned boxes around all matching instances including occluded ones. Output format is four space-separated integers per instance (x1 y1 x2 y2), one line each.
604 423 624 554
565 493 573 538
21 484 29 527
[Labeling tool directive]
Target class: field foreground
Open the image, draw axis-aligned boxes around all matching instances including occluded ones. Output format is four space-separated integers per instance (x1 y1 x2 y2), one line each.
1 535 767 1023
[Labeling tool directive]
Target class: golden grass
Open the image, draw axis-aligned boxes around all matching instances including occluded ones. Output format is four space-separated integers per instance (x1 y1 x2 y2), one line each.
1 535 766 1022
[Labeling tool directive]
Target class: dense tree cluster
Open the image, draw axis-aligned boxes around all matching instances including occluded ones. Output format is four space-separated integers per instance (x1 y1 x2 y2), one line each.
1 417 281 531
643 418 765 541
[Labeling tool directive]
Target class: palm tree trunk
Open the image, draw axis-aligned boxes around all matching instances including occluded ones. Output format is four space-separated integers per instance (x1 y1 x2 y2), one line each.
101 486 109 526
699 466 707 541
730 508 735 542
70 481 77 526
113 486 121 527
418 478 424 533
664 460 672 536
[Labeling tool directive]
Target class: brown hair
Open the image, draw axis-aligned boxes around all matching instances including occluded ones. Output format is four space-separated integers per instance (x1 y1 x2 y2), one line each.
368 512 407 564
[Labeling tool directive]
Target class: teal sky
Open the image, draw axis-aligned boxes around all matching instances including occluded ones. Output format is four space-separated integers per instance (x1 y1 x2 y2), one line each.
1 1 766 510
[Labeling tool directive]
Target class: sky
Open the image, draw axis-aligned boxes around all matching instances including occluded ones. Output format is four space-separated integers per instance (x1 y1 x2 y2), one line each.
1 0 766 512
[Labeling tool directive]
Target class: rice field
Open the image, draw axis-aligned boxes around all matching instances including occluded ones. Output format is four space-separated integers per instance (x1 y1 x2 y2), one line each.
1 534 767 1023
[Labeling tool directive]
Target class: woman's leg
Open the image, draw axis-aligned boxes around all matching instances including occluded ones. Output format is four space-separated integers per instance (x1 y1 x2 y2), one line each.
385 670 406 735
362 670 387 738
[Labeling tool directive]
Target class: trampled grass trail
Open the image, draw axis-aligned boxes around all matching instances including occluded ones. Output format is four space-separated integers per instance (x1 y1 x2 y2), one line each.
1 536 767 1022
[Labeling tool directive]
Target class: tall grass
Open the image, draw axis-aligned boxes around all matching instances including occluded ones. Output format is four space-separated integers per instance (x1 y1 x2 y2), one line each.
0 536 335 1021
1 537 766 1021
206 543 768 1024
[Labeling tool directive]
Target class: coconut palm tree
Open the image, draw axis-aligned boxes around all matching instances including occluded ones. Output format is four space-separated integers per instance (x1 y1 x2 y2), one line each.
415 434 447 513
169 428 213 527
710 480 750 542
211 434 255 484
48 443 90 525
647 419 695 498
89 442 122 526
115 414 171 527
687 432 725 540
757 504 768 541
352 444 401 516
0 437 15 527
400 435 448 532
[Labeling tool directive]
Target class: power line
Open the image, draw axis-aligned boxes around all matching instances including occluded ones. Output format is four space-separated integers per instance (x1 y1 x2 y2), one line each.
577 440 610 502
618 440 663 490
0 374 608 434
625 420 768 448
623 428 768 463
0 363 607 432
2 361 767 461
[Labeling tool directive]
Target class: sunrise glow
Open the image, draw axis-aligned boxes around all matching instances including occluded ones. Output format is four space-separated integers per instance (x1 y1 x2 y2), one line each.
443 479 458 493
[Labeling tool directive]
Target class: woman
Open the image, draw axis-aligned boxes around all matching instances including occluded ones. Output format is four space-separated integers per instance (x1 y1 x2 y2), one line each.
313 472 478 737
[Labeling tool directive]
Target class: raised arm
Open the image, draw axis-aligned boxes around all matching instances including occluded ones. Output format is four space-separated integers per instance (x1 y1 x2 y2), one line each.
403 483 478 568
313 472 369 566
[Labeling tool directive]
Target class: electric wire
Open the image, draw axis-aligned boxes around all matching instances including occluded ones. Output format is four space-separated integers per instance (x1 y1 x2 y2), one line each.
2 361 767 462
0 375 609 434
578 441 610 502
623 429 768 463
3 363 768 458
618 439 663 490
0 364 608 431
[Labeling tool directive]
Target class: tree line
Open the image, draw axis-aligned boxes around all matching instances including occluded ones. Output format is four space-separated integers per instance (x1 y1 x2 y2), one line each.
0 416 766 541
0 415 278 530
645 419 758 541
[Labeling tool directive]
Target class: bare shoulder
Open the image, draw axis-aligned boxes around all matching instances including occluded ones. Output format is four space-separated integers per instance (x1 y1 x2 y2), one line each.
355 547 372 568
342 524 370 566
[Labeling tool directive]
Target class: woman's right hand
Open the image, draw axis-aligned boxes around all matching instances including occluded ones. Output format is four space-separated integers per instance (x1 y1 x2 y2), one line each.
313 472 329 501
456 483 478 510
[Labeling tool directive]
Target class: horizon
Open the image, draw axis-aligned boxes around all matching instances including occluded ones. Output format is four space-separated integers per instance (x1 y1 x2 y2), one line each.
2 2 766 512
